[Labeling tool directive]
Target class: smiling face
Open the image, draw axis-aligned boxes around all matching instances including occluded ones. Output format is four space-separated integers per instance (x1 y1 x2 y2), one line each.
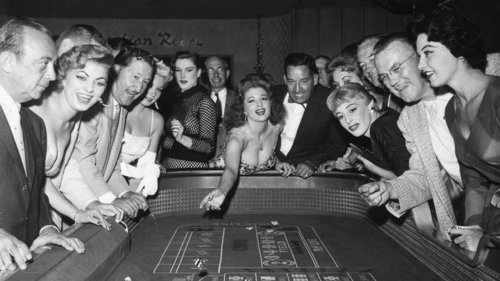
284 65 318 104
357 38 381 88
62 60 109 112
9 28 57 102
174 58 201 92
416 33 460 88
332 69 363 88
334 97 374 137
205 56 229 92
141 74 167 107
375 40 434 103
112 58 153 106
243 87 271 122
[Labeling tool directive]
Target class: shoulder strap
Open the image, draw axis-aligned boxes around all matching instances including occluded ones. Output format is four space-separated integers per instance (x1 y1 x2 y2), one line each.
228 131 247 147
149 110 154 137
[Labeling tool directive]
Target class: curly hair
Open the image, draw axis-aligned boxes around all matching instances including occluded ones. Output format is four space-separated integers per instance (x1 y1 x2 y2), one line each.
410 5 486 71
327 83 375 114
55 44 114 90
224 76 286 131
327 53 363 79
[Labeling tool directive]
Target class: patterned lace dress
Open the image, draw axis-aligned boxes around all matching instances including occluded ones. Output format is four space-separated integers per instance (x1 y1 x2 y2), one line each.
162 85 217 169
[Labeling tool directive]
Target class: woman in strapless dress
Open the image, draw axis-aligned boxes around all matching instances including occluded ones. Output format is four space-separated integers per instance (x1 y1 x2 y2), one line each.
200 75 286 211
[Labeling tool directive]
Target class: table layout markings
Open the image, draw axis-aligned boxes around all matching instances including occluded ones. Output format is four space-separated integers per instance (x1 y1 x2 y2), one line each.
219 227 226 273
296 227 319 268
176 231 194 273
153 227 180 273
310 225 338 268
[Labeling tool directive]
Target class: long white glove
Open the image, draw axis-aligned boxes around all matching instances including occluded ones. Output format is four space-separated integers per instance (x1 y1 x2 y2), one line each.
120 152 160 197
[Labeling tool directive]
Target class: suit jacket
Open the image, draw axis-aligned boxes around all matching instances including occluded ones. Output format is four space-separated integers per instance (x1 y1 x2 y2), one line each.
69 100 130 204
273 84 348 167
0 106 53 246
387 102 458 238
213 88 237 158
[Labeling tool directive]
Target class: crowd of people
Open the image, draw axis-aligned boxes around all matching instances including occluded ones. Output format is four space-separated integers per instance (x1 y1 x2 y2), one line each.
0 4 498 272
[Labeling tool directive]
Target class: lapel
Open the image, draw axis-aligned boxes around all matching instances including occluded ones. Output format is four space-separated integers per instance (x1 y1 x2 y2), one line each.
413 103 455 219
20 109 36 188
292 86 322 145
225 89 236 112
0 106 27 178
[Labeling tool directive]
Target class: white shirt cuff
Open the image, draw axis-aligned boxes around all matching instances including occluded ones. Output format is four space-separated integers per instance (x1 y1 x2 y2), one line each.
118 190 131 198
39 225 60 234
99 192 117 204
385 201 406 218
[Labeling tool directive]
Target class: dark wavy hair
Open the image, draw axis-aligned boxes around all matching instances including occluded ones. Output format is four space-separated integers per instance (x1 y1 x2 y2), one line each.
55 44 114 91
225 75 286 131
171 50 210 93
284 53 318 75
410 5 486 71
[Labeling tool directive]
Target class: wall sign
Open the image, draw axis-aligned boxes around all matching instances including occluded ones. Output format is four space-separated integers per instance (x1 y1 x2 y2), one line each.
122 32 203 47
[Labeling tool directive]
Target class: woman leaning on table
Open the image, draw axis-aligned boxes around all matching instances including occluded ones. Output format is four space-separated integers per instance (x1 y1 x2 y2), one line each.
29 44 123 230
200 75 286 211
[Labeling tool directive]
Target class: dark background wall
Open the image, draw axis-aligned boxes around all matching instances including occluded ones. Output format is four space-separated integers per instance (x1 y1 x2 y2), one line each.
1 1 498 88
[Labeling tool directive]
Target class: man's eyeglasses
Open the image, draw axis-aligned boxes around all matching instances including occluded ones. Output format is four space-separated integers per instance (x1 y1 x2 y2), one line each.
378 52 415 85
207 67 226 75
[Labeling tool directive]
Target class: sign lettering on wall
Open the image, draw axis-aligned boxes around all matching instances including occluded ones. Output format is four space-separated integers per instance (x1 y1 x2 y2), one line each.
122 32 203 47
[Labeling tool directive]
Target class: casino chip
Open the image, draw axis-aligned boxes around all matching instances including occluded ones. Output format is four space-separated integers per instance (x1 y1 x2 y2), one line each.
195 258 205 269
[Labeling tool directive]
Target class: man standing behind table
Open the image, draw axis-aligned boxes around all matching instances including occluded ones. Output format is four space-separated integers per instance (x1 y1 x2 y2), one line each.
359 32 464 240
205 56 237 158
0 18 84 271
273 53 348 179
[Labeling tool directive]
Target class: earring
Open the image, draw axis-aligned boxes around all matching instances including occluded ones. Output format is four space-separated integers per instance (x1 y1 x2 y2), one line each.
98 98 111 107
155 102 159 110
244 112 247 122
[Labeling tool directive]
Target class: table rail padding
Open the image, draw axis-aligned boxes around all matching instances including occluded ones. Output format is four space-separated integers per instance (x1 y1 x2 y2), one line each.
147 170 500 281
2 219 130 281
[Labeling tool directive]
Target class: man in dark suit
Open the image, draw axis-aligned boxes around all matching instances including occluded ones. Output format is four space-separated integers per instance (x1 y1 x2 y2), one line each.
205 56 237 158
274 53 348 179
0 18 84 272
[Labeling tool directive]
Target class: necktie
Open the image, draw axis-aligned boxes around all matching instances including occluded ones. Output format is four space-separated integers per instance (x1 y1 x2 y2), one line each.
214 92 223 121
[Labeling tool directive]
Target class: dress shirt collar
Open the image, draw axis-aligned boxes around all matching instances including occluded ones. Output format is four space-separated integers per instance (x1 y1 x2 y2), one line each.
212 87 227 97
0 83 21 112
285 93 307 108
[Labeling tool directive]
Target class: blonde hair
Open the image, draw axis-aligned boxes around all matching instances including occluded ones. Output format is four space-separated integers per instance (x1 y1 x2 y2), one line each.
327 83 375 113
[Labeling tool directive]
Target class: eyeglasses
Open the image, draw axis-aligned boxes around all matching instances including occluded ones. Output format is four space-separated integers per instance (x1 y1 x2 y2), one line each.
378 52 415 85
207 67 226 75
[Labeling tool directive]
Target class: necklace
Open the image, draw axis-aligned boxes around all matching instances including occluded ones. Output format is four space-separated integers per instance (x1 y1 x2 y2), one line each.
258 131 265 151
